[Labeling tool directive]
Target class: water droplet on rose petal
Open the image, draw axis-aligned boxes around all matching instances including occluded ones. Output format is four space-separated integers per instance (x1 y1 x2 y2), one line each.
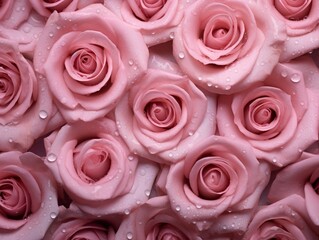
290 73 301 83
128 155 134 161
207 81 213 87
175 205 181 212
8 138 13 143
178 52 185 59
39 110 48 119
272 157 277 163
47 153 57 163
49 32 54 38
128 60 134 66
62 229 66 233
145 190 151 197
281 71 288 77
50 212 57 219
124 209 130 215
169 32 175 39
196 204 202 209
126 232 133 239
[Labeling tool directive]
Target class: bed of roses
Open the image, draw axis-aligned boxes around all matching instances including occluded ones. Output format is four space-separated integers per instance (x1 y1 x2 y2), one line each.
0 0 319 239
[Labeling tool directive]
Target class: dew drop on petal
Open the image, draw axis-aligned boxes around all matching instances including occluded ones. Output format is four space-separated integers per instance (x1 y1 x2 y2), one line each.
47 153 57 163
175 205 181 212
126 232 133 239
290 73 301 83
178 52 185 59
145 190 151 197
50 212 57 219
39 110 48 119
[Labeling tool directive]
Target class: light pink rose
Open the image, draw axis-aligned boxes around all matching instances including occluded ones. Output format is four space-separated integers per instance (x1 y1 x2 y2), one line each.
268 154 319 227
258 0 319 61
165 135 270 229
33 4 149 122
173 0 286 94
0 38 53 152
44 118 159 216
116 196 202 240
29 0 103 17
44 205 119 240
0 151 59 240
243 195 318 240
115 66 216 164
217 56 319 167
104 0 190 46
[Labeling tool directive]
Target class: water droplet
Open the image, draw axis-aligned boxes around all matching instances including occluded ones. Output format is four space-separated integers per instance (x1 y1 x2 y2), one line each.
49 32 54 38
39 110 48 119
128 60 134 66
114 131 119 136
281 71 288 77
126 232 133 239
178 52 185 59
47 153 57 163
198 76 203 81
168 152 173 158
128 155 134 161
226 77 230 82
175 205 181 212
225 85 231 90
290 73 301 83
8 138 13 143
145 190 151 197
207 81 213 87
196 204 202 209
50 212 57 219
124 209 130 215
139 169 146 176
188 131 194 136
62 229 66 233
169 32 175 39
272 157 277 163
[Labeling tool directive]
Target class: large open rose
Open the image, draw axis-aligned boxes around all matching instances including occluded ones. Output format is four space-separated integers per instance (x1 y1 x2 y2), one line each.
0 38 53 152
115 67 216 164
243 195 318 239
33 4 149 122
258 0 319 61
44 118 158 216
105 0 189 46
173 0 286 94
165 135 269 229
217 56 319 167
0 152 59 240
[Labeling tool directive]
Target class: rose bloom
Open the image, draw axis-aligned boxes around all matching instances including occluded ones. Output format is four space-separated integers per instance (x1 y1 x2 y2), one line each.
115 67 216 164
268 153 319 227
258 0 319 61
0 38 53 152
165 135 270 227
243 195 318 240
33 4 149 122
173 0 286 94
0 151 59 240
105 0 189 46
44 118 159 216
116 196 202 240
0 0 46 56
44 205 120 240
217 56 319 167
29 0 103 17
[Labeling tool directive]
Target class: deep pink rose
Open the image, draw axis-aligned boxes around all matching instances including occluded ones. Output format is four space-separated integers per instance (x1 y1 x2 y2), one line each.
33 4 149 122
116 196 202 240
0 0 45 57
105 0 190 46
0 151 59 240
44 205 119 240
268 154 319 227
258 0 319 61
217 56 319 167
115 66 216 164
44 118 159 216
243 195 318 240
29 0 103 17
173 0 286 94
165 135 269 229
0 38 53 152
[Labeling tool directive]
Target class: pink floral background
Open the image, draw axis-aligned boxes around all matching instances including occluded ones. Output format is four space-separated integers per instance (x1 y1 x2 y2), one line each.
0 0 319 239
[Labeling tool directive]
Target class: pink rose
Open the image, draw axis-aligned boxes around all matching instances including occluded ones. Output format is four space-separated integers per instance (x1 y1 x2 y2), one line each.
258 0 319 61
0 38 53 152
33 4 149 122
217 56 319 167
268 154 319 226
165 135 269 229
115 66 216 164
44 118 159 216
44 205 118 240
29 0 103 17
105 0 189 46
116 196 202 240
0 0 45 57
243 195 318 239
0 151 59 240
173 0 286 94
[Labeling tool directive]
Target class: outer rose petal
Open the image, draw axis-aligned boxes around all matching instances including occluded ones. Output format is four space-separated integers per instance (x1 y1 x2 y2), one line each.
0 152 59 240
0 38 53 152
44 118 159 216
33 4 149 122
165 135 270 229
243 195 318 240
258 0 319 61
217 56 319 167
105 0 191 46
115 196 202 240
173 0 286 94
